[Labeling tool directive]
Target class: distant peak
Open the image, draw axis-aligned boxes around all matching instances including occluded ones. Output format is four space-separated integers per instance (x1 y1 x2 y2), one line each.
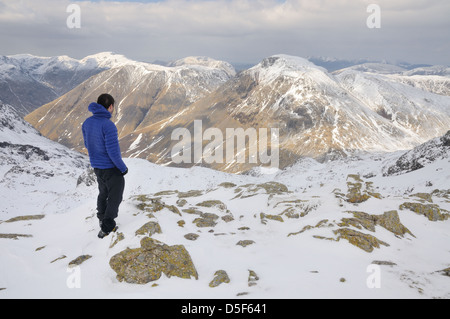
80 52 135 69
168 56 236 77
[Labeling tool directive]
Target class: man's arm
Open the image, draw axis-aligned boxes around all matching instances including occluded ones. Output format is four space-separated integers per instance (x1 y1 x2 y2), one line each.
104 122 128 174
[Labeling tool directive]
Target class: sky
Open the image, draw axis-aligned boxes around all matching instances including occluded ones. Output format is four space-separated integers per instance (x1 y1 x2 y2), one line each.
0 0 449 65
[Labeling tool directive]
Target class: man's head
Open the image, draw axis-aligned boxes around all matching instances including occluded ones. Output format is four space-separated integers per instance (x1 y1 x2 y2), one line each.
97 94 115 113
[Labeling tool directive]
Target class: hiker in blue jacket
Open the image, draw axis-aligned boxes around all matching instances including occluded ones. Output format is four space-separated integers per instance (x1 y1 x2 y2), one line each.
82 94 128 239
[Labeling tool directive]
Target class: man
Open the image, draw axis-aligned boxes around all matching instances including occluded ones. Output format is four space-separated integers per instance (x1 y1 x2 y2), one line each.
82 94 128 239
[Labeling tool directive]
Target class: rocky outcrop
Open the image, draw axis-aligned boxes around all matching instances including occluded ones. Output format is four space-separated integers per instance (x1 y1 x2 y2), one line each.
334 228 390 253
384 130 450 176
344 174 381 204
399 202 450 221
209 270 230 288
69 255 92 267
340 210 414 237
109 237 198 284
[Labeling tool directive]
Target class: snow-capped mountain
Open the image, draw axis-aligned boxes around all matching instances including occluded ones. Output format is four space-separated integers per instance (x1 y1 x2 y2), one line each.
23 54 450 174
112 54 449 173
25 56 236 153
1 97 450 298
0 52 135 117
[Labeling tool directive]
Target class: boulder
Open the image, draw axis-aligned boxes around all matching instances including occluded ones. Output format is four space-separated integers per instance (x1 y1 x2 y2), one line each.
110 237 198 284
209 270 230 287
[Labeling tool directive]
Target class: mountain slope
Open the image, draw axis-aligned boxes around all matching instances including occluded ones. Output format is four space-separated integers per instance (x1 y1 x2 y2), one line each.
25 57 236 152
119 55 450 173
0 101 90 217
24 54 450 174
0 52 135 117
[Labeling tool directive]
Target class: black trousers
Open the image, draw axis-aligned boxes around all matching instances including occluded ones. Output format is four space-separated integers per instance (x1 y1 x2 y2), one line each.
94 168 125 233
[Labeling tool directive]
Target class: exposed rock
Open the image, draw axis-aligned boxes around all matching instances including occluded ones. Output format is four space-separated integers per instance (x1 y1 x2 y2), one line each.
3 214 45 223
76 168 96 187
236 240 255 247
345 174 381 203
135 221 162 237
260 213 284 224
0 233 33 240
411 193 433 203
166 205 182 216
178 190 204 198
376 210 414 237
221 214 234 223
209 270 230 288
248 270 259 287
399 202 449 221
234 182 289 199
218 182 236 188
438 267 450 277
68 255 92 267
340 210 414 237
384 130 450 176
154 190 178 196
133 195 165 213
110 237 198 284
372 260 397 266
196 200 227 211
184 233 199 241
193 213 219 228
176 199 188 207
287 219 333 237
110 232 125 248
333 228 390 253
50 255 67 263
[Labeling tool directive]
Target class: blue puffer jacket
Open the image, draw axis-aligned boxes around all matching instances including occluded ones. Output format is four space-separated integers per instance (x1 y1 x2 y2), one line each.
82 103 128 173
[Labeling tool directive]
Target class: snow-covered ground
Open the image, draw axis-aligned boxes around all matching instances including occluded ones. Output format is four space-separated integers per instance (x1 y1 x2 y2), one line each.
1 150 449 298
1 101 449 299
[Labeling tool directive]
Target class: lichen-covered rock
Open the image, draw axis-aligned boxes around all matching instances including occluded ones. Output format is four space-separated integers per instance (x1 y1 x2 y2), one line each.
438 267 450 277
135 221 162 236
234 182 289 199
399 202 449 221
166 205 182 216
3 215 45 223
184 233 199 241
68 255 92 267
248 270 259 287
193 213 219 228
260 213 284 224
196 200 227 211
110 232 125 248
209 270 230 287
178 190 204 198
340 210 414 237
236 240 255 247
345 174 381 203
133 195 165 213
376 210 414 237
0 233 33 240
334 228 389 253
109 237 198 284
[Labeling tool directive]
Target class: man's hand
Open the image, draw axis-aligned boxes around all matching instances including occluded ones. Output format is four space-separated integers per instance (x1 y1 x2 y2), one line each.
121 168 128 176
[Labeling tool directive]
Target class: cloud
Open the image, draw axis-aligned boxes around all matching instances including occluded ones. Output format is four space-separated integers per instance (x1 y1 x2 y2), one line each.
0 0 448 65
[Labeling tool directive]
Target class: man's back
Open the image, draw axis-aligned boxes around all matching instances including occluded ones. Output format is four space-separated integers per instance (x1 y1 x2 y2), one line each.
82 102 127 173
